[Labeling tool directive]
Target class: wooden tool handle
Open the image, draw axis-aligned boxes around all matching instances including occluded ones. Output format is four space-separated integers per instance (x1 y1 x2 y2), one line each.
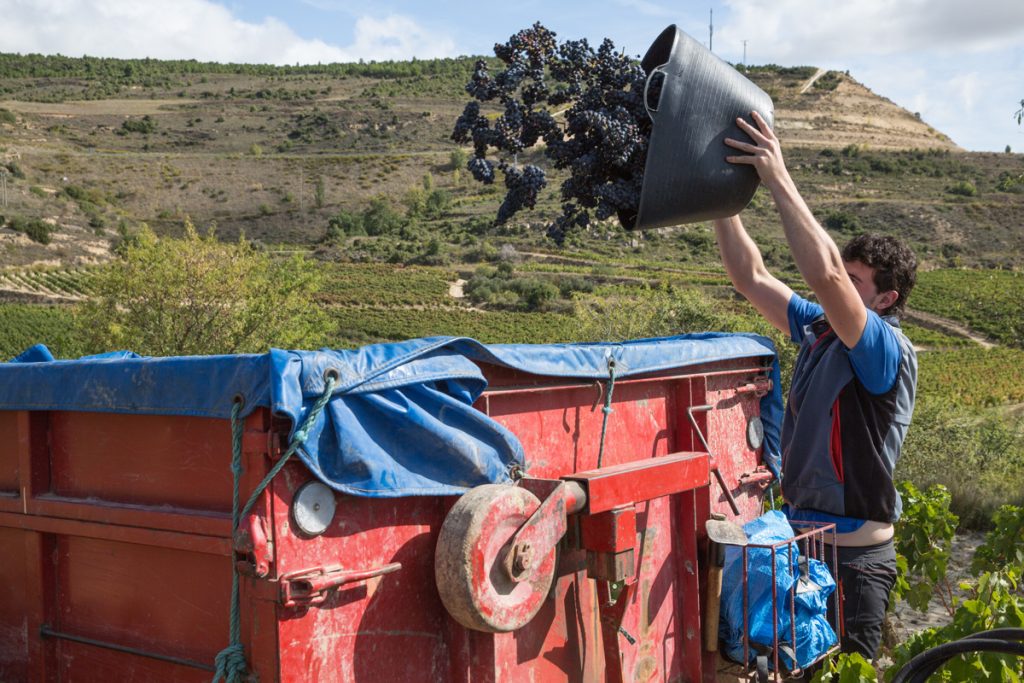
704 564 723 652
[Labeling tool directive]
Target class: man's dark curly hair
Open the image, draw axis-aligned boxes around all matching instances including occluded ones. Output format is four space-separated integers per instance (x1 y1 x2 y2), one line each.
842 233 917 318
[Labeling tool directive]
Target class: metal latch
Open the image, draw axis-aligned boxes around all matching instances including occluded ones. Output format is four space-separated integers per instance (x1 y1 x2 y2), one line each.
738 466 774 490
279 562 401 608
735 375 772 397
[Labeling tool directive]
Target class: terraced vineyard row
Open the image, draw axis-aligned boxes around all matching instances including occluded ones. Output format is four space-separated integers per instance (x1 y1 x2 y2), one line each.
0 267 101 299
912 269 1024 347
917 346 1024 408
317 263 456 307
0 304 81 360
900 323 972 349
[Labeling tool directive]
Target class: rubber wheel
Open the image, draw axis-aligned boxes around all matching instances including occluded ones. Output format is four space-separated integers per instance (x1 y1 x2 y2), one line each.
435 484 556 633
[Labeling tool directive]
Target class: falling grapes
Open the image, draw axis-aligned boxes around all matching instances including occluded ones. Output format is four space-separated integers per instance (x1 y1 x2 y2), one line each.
452 22 653 243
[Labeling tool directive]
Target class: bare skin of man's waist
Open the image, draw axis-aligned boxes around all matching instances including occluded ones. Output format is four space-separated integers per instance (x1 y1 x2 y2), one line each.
792 519 894 547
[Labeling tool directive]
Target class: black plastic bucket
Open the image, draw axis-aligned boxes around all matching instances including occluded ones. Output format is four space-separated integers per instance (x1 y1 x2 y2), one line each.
635 25 774 230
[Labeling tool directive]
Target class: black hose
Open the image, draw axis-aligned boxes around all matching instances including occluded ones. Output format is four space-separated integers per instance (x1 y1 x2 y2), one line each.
891 628 1024 683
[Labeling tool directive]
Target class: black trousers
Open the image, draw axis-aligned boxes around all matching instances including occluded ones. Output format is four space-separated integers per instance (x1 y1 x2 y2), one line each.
824 540 898 660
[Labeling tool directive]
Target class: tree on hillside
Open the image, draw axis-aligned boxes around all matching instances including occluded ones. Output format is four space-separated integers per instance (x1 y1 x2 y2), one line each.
76 220 332 356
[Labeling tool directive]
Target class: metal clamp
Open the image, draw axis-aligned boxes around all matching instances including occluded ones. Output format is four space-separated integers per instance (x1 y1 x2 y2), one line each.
735 375 772 397
738 467 774 490
280 562 401 608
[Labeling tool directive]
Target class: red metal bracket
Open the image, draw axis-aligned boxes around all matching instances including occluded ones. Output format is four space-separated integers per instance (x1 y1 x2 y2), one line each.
510 452 710 586
563 451 709 515
738 466 774 490
581 506 638 584
234 507 273 578
735 375 773 397
279 562 401 608
501 480 586 583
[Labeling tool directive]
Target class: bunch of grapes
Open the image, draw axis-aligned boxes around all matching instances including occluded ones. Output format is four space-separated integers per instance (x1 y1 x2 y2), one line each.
452 23 654 243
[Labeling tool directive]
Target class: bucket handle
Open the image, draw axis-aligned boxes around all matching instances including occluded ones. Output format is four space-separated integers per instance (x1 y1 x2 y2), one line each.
643 64 669 123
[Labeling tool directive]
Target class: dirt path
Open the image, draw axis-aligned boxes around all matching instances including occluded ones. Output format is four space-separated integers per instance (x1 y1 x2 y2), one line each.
448 278 466 299
904 308 996 349
799 68 827 95
0 98 201 116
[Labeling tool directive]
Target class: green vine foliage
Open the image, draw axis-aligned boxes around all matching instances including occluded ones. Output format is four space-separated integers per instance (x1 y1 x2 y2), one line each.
811 487 1024 681
892 481 959 613
811 652 879 682
885 567 1024 682
972 505 1024 574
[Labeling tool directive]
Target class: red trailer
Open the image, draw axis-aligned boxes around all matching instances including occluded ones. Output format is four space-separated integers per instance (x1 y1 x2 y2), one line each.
0 335 783 681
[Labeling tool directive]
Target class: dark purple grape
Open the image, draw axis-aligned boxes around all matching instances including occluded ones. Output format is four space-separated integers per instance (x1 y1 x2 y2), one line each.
451 23 652 242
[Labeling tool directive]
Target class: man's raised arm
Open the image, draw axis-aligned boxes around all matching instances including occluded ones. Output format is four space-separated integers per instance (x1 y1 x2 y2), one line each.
712 214 793 336
724 111 867 349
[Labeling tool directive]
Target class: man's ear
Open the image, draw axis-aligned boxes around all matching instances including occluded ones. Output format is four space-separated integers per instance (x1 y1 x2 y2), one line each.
878 290 899 313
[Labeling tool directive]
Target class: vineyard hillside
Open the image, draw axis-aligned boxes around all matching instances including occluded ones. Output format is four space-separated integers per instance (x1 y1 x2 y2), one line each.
1 53 1021 275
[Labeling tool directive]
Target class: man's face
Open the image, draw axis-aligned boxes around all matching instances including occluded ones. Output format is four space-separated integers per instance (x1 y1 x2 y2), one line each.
844 259 892 314
847 260 888 313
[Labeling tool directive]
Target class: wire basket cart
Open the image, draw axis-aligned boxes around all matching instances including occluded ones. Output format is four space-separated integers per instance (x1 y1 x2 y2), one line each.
723 520 842 682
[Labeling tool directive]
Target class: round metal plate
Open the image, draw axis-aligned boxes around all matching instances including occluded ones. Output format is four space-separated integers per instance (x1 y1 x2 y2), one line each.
747 416 765 451
292 481 336 537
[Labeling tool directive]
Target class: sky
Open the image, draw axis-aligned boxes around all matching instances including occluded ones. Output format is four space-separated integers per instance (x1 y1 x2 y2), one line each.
2 0 1022 152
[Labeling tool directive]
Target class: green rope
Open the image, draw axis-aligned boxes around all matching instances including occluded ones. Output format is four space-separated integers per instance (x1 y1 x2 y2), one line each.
596 359 617 469
213 374 338 683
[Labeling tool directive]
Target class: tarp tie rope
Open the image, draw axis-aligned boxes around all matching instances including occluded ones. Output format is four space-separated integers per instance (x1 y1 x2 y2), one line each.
596 359 617 469
213 375 338 683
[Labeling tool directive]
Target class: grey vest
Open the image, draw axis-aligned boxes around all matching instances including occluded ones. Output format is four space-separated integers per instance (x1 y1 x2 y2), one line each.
781 316 917 523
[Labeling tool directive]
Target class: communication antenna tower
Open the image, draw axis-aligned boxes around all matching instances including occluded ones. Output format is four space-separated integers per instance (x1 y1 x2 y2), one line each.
743 40 748 65
709 9 714 52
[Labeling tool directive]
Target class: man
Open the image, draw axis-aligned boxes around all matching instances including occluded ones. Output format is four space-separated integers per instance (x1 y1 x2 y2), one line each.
713 111 918 661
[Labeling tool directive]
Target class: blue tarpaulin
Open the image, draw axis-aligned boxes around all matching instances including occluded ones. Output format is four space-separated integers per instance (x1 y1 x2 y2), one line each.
720 510 837 671
0 334 782 497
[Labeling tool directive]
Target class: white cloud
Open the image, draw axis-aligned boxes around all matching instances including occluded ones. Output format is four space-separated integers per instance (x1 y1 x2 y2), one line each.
0 0 456 64
719 0 1024 64
711 1 1024 151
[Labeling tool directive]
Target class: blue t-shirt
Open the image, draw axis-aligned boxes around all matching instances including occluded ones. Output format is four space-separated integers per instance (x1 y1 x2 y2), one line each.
784 294 903 532
787 294 900 395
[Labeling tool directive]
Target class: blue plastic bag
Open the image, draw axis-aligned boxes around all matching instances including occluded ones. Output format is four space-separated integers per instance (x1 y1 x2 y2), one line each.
719 510 836 671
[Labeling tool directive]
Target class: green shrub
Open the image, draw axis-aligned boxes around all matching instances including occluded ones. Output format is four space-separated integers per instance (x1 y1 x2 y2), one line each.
823 209 860 234
887 567 1024 682
449 147 468 171
892 481 958 612
8 216 55 244
946 180 977 197
121 115 157 134
811 70 843 92
325 208 365 238
75 219 331 355
995 171 1023 193
4 161 25 178
361 197 405 236
0 108 16 124
971 505 1024 573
